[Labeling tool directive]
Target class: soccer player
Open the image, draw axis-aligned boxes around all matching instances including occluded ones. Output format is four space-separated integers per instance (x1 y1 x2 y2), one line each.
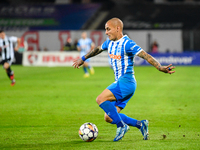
73 18 175 141
77 31 95 78
0 30 21 86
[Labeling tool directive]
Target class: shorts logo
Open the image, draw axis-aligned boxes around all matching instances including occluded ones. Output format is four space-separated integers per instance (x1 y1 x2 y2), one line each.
109 54 121 60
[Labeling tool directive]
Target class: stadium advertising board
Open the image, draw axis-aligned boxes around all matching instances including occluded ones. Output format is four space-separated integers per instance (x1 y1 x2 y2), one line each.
22 51 110 67
23 51 79 66
4 30 182 53
22 51 200 67
134 52 200 66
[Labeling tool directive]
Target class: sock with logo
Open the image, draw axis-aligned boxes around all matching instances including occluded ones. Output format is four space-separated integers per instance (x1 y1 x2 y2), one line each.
99 101 124 128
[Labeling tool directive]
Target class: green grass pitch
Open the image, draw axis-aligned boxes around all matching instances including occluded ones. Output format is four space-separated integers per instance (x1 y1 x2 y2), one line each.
0 65 200 150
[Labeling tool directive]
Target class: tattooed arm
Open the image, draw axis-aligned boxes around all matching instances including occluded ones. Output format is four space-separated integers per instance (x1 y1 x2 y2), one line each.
137 50 175 74
72 46 103 68
85 46 103 59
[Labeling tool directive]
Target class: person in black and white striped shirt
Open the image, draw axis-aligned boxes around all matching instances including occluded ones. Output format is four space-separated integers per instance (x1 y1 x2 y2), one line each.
0 30 21 86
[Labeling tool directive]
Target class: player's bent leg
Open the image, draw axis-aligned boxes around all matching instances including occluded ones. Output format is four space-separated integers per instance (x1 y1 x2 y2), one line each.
4 62 15 86
96 89 121 124
96 89 116 105
104 106 122 123
97 89 130 141
99 100 125 129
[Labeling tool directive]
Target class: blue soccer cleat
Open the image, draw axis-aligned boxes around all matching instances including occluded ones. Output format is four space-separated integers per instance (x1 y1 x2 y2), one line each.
113 124 130 141
140 120 149 140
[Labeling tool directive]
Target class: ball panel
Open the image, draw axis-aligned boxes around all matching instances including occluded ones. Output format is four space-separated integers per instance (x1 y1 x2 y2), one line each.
88 132 94 138
94 132 98 138
83 135 89 141
78 122 98 142
84 128 90 134
80 125 85 130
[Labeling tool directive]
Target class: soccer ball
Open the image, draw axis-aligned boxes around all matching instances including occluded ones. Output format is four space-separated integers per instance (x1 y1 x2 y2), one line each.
79 122 98 142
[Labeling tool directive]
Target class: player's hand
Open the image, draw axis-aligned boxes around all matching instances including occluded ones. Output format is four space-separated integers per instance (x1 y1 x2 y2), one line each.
14 47 19 51
72 58 84 69
159 64 175 74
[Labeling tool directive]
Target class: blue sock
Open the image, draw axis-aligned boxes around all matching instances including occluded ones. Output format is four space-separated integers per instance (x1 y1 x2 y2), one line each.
112 113 141 129
99 101 124 128
88 65 91 69
83 67 88 73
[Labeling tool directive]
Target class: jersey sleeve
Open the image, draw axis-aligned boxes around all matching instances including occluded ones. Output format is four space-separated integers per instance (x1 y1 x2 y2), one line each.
101 38 110 51
125 40 143 55
10 36 18 43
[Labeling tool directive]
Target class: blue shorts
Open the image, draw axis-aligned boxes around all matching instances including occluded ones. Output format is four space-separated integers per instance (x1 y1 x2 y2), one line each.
107 73 137 109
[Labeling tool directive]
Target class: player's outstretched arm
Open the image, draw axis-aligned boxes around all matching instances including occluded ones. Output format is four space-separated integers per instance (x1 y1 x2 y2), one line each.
137 50 175 74
72 46 103 69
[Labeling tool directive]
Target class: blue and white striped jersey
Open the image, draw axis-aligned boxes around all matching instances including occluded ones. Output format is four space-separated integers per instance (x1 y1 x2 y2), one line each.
77 38 93 55
0 36 17 60
101 35 143 81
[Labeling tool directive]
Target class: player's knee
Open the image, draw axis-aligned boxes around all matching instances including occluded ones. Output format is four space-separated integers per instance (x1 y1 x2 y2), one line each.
96 95 104 105
4 63 9 69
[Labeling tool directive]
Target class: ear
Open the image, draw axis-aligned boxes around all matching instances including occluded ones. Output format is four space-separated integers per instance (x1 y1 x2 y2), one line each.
117 26 120 32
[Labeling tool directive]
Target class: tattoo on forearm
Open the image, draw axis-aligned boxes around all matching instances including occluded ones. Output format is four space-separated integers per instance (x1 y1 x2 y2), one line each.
138 51 161 70
85 46 103 59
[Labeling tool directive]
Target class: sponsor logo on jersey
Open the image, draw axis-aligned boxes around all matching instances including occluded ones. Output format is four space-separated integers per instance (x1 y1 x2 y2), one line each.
109 54 121 60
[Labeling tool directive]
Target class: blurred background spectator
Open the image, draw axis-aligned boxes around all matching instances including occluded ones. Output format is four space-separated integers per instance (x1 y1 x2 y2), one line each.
63 37 78 51
63 37 73 51
18 37 28 53
151 41 159 53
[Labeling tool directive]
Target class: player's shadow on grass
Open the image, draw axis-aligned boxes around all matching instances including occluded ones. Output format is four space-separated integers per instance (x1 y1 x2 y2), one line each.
1 142 80 149
0 140 113 149
71 139 113 144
